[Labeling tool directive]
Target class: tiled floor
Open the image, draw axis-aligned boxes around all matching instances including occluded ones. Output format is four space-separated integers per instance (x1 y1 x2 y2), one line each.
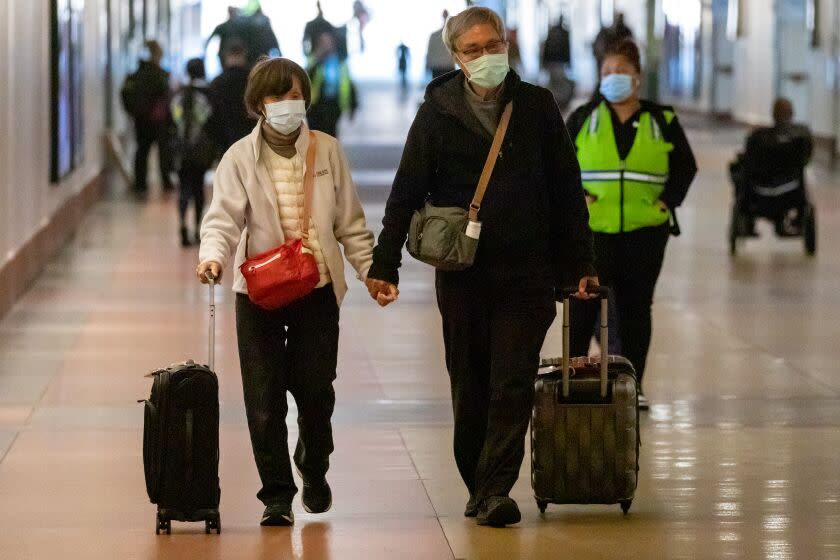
1 85 839 559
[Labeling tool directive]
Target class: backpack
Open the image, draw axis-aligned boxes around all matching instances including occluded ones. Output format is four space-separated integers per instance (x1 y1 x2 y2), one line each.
172 86 216 169
120 71 142 117
121 66 170 123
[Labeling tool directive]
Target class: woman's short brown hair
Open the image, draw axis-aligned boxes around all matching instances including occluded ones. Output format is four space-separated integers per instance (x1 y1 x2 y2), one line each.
244 57 311 118
602 39 642 74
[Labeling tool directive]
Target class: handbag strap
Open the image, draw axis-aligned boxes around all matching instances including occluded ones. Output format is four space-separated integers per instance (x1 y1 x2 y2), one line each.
301 132 317 246
469 101 513 223
246 131 318 257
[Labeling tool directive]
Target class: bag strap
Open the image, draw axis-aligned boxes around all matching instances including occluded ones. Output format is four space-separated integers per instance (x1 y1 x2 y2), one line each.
669 207 681 237
301 132 317 246
469 102 513 223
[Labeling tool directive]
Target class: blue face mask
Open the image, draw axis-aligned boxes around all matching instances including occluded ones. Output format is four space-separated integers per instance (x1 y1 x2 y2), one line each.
599 73 635 103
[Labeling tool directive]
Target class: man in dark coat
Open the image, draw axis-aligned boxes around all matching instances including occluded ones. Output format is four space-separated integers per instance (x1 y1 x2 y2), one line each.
123 40 174 194
207 42 256 154
365 7 597 529
206 7 249 68
303 1 335 57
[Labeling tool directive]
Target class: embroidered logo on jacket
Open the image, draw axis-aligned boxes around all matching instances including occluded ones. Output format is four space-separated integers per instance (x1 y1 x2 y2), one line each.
315 169 329 177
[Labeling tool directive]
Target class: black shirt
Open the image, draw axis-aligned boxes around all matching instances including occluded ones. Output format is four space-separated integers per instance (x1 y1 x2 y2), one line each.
743 124 813 184
566 97 697 209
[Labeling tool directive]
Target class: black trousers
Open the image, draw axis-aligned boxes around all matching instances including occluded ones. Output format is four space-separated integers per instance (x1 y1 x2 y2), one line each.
235 287 339 507
435 266 556 504
569 224 669 388
177 164 207 231
134 124 173 193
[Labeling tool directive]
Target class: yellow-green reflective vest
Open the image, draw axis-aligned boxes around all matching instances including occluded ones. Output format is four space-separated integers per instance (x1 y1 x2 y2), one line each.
310 61 354 114
575 102 674 233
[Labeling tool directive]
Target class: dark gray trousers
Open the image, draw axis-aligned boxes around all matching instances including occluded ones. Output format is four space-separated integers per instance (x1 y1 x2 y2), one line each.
235 286 339 506
435 266 556 504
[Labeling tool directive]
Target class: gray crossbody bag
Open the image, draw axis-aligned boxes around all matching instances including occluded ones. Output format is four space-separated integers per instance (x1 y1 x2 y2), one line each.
406 101 513 271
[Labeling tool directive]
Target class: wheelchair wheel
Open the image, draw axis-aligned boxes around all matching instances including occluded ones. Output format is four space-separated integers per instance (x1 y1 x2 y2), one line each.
804 203 816 256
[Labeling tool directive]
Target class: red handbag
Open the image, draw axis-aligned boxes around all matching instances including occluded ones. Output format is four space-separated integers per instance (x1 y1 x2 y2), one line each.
240 133 321 310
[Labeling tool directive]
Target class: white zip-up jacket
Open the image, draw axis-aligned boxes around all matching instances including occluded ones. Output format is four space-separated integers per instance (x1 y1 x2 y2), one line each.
199 122 374 305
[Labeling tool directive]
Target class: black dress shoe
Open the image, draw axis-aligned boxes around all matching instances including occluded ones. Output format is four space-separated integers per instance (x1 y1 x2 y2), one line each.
261 504 294 526
476 496 521 527
464 495 478 517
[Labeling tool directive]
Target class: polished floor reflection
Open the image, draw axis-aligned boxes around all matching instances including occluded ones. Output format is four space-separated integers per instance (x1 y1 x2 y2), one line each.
0 86 839 559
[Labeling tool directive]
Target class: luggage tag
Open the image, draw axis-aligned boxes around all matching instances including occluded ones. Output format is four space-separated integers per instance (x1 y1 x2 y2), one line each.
538 357 578 377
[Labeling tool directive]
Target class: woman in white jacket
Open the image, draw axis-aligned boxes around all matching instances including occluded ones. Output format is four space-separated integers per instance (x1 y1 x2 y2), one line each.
195 57 390 526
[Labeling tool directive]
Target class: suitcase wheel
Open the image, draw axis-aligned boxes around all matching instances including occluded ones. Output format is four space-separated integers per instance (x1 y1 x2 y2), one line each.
156 513 171 535
537 500 548 514
205 514 221 535
620 500 632 515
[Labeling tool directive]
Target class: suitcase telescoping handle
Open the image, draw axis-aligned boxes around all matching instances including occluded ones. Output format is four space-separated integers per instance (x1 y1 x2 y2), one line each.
205 272 216 371
561 286 610 399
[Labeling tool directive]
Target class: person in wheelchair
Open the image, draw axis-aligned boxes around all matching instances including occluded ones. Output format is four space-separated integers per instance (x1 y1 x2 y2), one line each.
730 98 812 237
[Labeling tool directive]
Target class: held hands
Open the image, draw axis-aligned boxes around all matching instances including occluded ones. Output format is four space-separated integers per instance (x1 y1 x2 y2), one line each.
574 276 601 300
197 261 222 284
365 278 399 307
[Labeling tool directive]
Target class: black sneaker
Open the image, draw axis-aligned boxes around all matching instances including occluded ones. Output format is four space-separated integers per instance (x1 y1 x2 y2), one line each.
260 504 294 526
638 393 650 411
301 477 332 514
464 495 478 518
476 496 521 527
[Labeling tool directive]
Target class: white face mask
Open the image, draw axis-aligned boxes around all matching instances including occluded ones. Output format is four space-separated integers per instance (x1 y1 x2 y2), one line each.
459 53 509 90
264 99 307 135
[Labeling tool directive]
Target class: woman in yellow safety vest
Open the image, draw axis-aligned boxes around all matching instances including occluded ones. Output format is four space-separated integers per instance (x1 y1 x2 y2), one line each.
565 39 697 410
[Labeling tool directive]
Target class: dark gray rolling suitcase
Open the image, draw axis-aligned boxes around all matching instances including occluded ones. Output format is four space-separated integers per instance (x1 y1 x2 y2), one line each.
531 287 639 514
141 274 221 534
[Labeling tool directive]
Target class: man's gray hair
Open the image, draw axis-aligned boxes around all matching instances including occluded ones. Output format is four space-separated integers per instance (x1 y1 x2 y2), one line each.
442 7 506 55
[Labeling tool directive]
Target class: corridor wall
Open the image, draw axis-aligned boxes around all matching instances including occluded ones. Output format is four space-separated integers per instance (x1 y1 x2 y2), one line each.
732 0 839 152
805 0 840 141
0 0 108 317
731 0 776 125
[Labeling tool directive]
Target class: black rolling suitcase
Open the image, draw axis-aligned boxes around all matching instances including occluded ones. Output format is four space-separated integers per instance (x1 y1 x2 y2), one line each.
141 274 221 534
531 287 640 514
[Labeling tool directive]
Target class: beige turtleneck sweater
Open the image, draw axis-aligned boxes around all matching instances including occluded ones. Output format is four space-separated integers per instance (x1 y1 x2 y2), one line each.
261 121 301 158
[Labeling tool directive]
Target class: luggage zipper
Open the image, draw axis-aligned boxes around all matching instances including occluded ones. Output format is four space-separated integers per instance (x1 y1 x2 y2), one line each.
155 370 171 502
248 251 284 272
185 408 194 488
